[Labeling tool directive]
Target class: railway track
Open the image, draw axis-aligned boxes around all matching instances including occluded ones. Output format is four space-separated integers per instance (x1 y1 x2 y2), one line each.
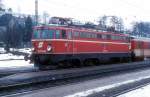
0 67 37 78
87 75 150 97
0 61 150 96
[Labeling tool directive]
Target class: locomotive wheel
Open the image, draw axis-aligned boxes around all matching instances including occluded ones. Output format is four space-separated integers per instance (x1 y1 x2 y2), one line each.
34 63 57 70
58 61 71 68
122 57 131 63
93 59 100 65
83 59 94 66
71 59 82 68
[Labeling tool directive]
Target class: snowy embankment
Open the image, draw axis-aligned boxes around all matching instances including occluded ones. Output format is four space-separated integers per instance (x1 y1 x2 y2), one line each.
0 53 24 61
0 48 31 61
0 60 33 68
0 53 33 68
0 48 33 68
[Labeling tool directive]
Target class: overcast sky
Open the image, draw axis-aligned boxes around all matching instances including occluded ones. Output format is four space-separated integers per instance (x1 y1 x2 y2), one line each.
3 0 150 27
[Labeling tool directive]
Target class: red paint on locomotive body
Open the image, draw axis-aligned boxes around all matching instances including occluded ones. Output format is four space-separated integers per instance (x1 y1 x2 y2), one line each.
31 25 137 69
32 25 130 55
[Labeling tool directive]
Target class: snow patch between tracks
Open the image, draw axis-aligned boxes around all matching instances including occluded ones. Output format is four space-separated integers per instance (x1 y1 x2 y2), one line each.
65 76 150 97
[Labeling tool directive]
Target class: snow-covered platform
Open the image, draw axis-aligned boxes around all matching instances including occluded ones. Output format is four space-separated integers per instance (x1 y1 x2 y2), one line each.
0 52 34 76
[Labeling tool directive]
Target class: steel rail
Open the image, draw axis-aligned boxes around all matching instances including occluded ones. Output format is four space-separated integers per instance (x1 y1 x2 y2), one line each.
87 75 150 97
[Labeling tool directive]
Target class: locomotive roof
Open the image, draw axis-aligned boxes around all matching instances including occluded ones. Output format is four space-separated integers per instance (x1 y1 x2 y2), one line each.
34 25 129 37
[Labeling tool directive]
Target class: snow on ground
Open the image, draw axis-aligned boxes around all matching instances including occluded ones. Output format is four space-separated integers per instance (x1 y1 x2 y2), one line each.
0 48 33 67
0 60 33 68
118 84 150 97
0 48 32 60
16 48 31 54
0 53 24 60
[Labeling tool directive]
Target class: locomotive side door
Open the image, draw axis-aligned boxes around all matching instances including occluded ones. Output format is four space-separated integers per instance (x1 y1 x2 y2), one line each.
67 29 73 55
61 30 68 53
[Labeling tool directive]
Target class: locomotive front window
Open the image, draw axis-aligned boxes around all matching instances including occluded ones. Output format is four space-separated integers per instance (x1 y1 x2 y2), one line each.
33 29 55 39
41 29 55 39
49 30 55 39
42 30 49 39
33 30 41 39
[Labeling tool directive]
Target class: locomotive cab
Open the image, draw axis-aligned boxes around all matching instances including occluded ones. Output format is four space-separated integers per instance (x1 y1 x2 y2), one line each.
31 25 73 69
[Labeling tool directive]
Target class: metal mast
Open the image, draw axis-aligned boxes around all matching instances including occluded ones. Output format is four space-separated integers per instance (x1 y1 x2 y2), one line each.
35 0 38 25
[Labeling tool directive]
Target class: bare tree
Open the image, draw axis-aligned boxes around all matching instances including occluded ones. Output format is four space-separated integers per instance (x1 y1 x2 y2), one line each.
97 15 107 30
110 16 124 32
98 15 124 33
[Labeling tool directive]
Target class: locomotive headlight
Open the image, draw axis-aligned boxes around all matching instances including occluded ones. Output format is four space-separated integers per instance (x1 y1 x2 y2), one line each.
31 47 35 52
47 45 52 52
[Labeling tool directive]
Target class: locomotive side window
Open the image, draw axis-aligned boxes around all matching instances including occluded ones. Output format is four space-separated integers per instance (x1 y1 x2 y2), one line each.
86 33 91 38
106 35 111 40
62 30 66 39
102 34 107 39
55 30 61 39
80 32 97 39
80 32 85 38
97 34 102 39
68 32 72 39
111 35 115 40
90 33 97 38
74 32 79 37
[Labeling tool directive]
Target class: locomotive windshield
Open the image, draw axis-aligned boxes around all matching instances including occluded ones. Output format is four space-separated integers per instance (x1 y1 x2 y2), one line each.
33 29 66 39
33 29 55 39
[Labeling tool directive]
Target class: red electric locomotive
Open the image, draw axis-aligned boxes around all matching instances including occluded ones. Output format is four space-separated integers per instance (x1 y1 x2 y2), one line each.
31 24 132 69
